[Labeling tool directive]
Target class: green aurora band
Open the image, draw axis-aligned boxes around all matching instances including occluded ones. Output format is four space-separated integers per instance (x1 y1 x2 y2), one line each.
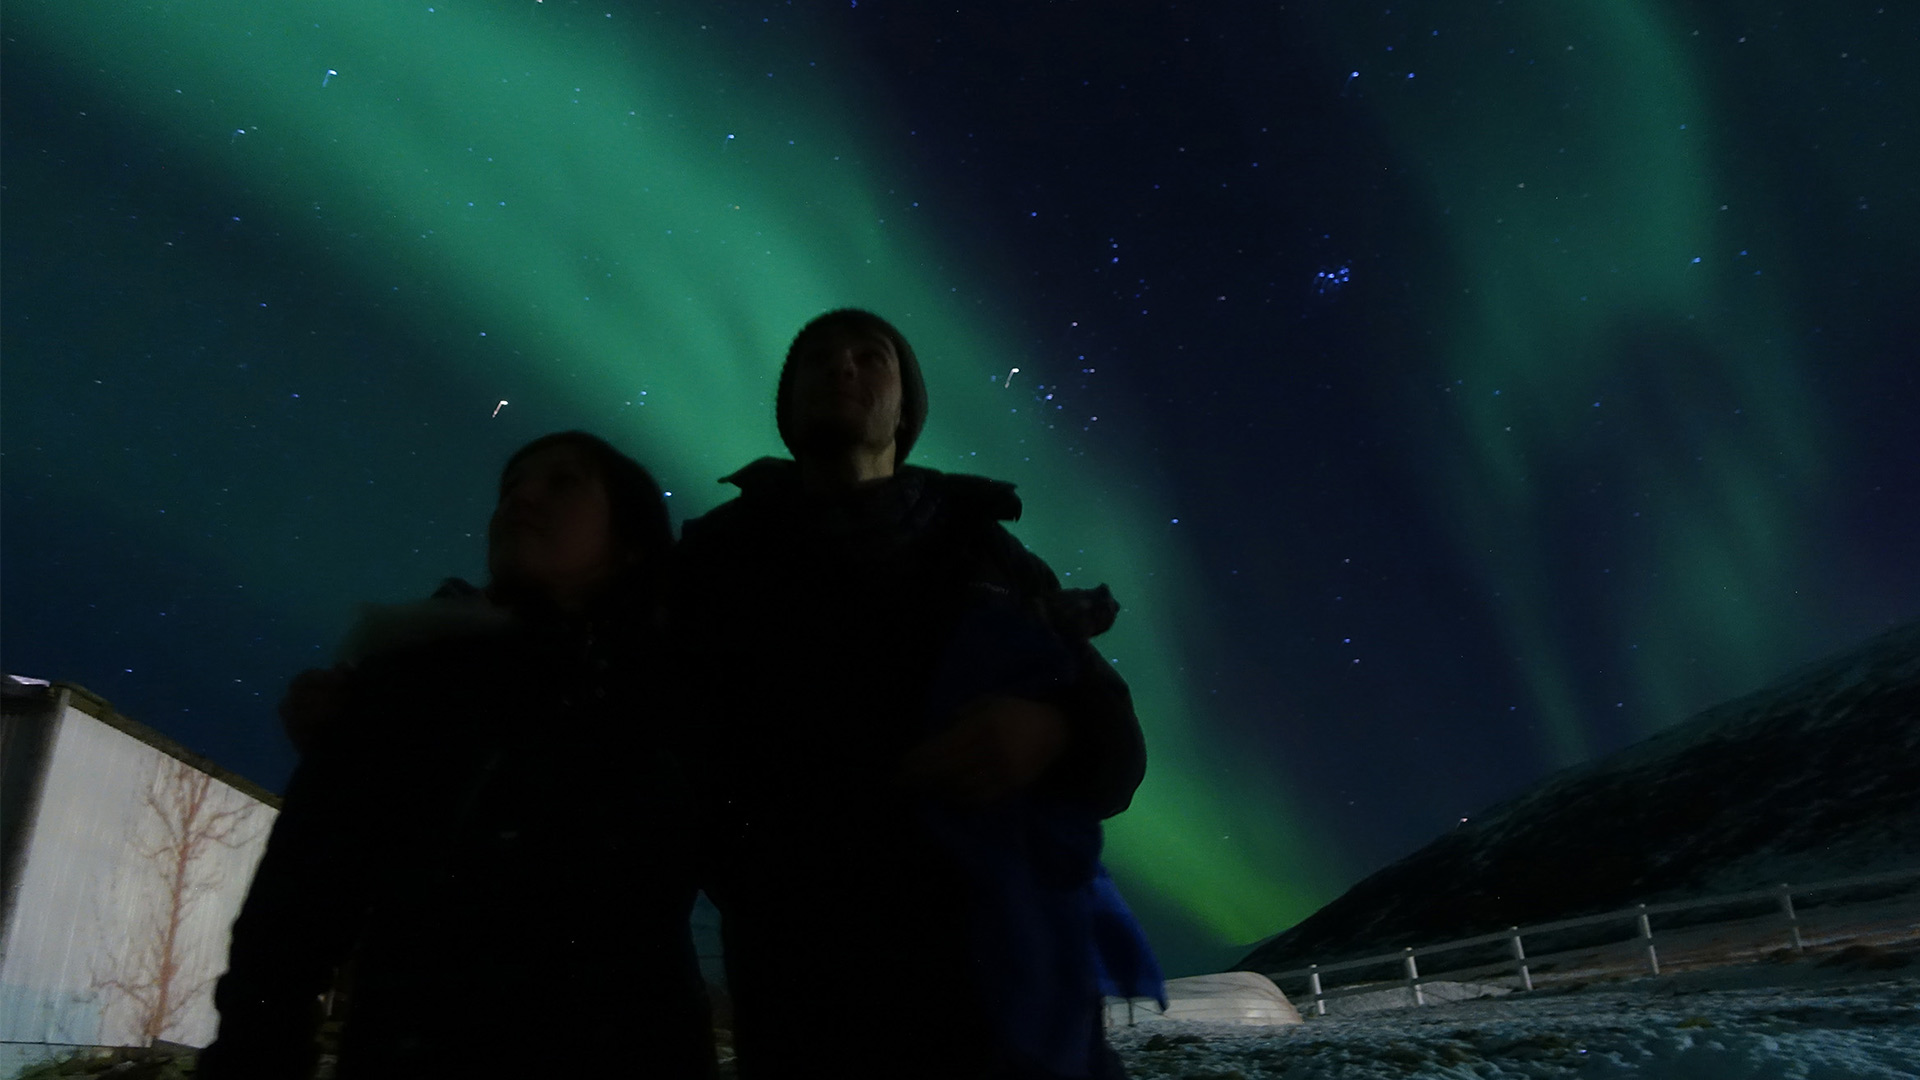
16 0 1862 960
15 0 1331 949
1305 2 1824 764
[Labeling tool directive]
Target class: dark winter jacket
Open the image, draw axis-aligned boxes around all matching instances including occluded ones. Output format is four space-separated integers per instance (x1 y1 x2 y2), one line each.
1088 866 1166 1008
669 460 1147 1079
200 584 714 1080
922 596 1167 1077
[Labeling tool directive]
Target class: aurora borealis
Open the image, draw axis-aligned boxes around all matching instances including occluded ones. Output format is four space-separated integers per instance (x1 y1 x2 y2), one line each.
4 1 1914 976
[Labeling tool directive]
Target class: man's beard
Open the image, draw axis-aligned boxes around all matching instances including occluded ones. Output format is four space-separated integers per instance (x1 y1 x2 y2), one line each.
793 414 894 457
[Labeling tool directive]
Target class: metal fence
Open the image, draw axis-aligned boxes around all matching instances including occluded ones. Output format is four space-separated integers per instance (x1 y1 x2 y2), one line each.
1262 865 1920 1017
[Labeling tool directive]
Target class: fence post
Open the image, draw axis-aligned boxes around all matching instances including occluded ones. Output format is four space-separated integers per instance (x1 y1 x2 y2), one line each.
1637 904 1659 975
1403 947 1424 1006
1308 964 1326 1017
1778 884 1804 952
1509 926 1533 991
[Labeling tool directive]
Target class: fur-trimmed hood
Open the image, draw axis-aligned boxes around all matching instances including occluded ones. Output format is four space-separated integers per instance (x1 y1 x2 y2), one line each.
334 578 512 667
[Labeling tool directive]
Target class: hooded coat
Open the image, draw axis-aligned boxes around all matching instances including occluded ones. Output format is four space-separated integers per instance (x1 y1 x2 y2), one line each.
670 460 1147 1079
200 584 714 1080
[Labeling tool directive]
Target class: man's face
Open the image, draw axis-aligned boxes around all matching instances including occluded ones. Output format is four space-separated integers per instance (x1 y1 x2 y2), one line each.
788 325 903 455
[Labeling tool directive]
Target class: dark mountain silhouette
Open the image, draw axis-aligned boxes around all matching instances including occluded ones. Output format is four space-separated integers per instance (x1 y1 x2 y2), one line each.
1239 619 1920 975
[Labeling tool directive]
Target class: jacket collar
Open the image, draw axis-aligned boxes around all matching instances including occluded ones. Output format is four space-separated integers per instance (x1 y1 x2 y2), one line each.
716 457 1023 535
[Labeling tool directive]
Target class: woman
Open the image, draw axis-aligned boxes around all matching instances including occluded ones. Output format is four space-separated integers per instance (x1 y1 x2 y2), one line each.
200 432 714 1080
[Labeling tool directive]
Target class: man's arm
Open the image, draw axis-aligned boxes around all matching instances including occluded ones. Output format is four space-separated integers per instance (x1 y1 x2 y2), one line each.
1042 637 1147 818
982 523 1148 818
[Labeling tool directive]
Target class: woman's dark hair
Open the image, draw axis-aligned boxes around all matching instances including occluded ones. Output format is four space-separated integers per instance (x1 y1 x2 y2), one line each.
500 431 673 606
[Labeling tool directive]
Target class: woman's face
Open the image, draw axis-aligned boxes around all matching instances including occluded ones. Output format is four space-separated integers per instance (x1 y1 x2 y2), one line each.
487 442 619 607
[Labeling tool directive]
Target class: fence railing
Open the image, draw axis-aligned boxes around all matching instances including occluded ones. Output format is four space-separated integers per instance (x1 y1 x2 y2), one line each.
1262 865 1920 1017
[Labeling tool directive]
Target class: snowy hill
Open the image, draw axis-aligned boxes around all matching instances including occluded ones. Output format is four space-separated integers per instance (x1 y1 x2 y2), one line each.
1239 619 1920 975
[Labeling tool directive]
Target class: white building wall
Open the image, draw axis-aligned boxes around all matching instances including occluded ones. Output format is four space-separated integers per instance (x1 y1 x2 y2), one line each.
0 696 275 1052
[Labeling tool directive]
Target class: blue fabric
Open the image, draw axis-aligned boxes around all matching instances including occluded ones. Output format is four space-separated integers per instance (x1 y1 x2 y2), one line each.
1088 865 1167 1008
921 602 1164 1076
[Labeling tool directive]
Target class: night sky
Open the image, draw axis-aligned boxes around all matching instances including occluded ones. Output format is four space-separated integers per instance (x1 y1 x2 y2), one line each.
4 1 1915 976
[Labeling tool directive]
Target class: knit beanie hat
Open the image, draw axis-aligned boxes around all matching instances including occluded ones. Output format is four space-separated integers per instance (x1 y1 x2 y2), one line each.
775 308 929 466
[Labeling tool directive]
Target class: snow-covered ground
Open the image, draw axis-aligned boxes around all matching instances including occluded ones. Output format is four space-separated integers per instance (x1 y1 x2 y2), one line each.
1109 962 1919 1079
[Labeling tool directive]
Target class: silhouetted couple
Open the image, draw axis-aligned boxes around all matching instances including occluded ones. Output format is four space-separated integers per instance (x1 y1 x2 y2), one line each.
201 309 1149 1080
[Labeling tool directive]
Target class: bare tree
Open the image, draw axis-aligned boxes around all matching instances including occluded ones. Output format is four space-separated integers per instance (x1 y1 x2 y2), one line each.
93 756 261 1045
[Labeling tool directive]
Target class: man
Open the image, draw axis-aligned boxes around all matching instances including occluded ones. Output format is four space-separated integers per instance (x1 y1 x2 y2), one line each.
672 309 1146 1079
